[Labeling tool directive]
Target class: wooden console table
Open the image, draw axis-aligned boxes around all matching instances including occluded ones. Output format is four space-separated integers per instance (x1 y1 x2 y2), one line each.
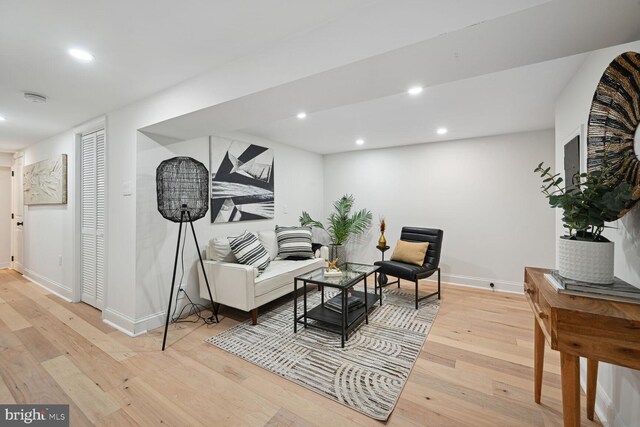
524 267 640 426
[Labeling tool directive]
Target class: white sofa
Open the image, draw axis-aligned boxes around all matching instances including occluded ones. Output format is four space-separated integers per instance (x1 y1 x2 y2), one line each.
198 229 328 324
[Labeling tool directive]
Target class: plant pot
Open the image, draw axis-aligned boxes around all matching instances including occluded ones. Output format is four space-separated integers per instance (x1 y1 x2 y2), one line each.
558 237 614 284
328 244 346 263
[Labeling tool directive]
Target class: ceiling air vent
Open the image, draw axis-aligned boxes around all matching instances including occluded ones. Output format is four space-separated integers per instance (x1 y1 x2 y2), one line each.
23 92 48 103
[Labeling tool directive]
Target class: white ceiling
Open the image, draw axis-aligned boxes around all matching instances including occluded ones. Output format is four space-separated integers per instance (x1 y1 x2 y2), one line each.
2 0 640 154
142 0 640 154
242 55 588 153
0 0 550 151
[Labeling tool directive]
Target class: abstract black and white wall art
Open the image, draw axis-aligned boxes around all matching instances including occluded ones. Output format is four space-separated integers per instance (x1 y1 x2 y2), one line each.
210 137 274 223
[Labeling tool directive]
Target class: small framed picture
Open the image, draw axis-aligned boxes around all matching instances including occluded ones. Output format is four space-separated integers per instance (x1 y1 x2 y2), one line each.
562 124 584 191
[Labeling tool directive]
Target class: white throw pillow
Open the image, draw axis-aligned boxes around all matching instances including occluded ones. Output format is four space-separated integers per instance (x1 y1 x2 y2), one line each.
208 237 238 262
258 230 279 260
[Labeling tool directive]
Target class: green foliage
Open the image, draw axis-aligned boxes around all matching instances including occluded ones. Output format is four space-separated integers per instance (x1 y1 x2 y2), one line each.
299 194 373 245
534 150 632 242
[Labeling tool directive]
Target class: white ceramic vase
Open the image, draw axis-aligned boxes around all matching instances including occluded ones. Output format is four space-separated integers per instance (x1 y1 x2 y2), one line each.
558 237 614 284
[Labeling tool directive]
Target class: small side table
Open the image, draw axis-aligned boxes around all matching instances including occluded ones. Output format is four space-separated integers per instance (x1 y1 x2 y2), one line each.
376 245 390 286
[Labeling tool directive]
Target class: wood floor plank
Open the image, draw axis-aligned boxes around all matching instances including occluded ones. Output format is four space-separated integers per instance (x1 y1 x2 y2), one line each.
51 296 115 334
14 326 63 363
26 303 133 392
391 397 463 427
411 369 545 425
0 295 31 331
429 334 561 374
0 320 23 351
0 344 93 425
402 381 532 427
42 355 120 423
108 376 205 427
95 408 140 427
0 373 16 404
33 296 136 361
264 407 318 427
145 348 282 426
413 358 494 395
456 359 563 401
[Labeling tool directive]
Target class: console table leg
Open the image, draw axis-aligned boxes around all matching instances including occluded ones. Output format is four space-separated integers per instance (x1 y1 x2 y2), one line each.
534 318 544 404
587 359 598 421
560 352 580 427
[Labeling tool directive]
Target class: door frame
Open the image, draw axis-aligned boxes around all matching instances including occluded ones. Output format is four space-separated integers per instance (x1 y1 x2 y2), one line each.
10 152 24 273
73 117 108 306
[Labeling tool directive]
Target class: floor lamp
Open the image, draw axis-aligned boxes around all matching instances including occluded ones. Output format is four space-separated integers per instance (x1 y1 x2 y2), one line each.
156 156 219 351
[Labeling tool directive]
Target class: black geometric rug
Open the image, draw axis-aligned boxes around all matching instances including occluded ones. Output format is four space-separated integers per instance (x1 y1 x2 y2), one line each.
207 287 440 420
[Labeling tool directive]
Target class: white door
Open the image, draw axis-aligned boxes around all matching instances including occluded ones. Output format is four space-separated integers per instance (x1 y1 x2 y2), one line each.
11 156 24 273
80 129 106 309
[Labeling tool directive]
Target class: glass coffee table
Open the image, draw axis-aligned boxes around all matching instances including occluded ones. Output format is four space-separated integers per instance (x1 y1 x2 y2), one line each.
293 263 380 347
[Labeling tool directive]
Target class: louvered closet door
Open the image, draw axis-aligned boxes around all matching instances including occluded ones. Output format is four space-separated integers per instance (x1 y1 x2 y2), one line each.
81 130 105 310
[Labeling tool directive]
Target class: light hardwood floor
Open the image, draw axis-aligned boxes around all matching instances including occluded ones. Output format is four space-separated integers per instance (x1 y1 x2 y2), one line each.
0 269 601 426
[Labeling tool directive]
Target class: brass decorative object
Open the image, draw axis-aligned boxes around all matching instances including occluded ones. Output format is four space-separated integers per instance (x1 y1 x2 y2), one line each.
377 217 387 248
326 259 341 272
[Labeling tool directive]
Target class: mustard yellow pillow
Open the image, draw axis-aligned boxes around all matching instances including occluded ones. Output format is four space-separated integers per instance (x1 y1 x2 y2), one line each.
390 240 429 266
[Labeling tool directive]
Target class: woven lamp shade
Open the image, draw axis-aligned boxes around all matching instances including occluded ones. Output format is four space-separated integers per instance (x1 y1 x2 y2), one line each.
156 157 209 223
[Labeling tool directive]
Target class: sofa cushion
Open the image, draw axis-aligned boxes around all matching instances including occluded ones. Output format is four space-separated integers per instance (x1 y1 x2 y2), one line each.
228 232 271 273
374 260 430 280
254 258 323 297
258 230 279 260
207 236 238 262
275 226 314 259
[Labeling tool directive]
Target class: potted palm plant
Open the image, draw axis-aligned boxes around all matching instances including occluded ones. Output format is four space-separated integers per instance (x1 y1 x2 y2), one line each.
535 152 632 284
300 194 372 261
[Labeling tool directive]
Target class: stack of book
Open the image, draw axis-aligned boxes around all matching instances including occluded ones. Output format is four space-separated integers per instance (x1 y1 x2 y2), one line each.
324 294 364 313
545 270 640 304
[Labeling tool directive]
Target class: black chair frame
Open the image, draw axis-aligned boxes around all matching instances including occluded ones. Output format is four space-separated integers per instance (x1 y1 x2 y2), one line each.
376 267 441 309
374 227 443 309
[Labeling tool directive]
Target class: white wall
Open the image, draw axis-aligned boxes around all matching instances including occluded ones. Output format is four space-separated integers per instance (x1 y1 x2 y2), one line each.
555 40 640 427
20 131 76 299
0 167 11 268
133 132 324 333
0 153 14 167
323 130 556 292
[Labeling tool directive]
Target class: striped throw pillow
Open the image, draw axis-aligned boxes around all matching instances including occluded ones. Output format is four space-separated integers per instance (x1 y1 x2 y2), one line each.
275 226 314 259
228 232 271 273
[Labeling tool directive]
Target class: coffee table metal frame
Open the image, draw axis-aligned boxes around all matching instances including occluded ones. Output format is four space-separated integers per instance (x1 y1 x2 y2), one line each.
294 263 380 348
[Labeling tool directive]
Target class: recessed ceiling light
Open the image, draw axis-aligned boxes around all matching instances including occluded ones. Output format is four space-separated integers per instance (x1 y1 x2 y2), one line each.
297 112 307 119
0 115 6 121
408 86 423 95
23 92 48 103
356 139 365 145
437 127 448 135
68 48 94 62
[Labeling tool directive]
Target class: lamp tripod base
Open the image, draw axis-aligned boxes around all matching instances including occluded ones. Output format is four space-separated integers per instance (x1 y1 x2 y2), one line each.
162 210 219 351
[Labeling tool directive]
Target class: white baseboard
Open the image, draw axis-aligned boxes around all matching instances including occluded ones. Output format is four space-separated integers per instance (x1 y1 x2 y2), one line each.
424 272 523 294
103 307 164 337
133 310 166 334
0 262 9 269
23 269 73 302
103 308 138 336
103 274 521 337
